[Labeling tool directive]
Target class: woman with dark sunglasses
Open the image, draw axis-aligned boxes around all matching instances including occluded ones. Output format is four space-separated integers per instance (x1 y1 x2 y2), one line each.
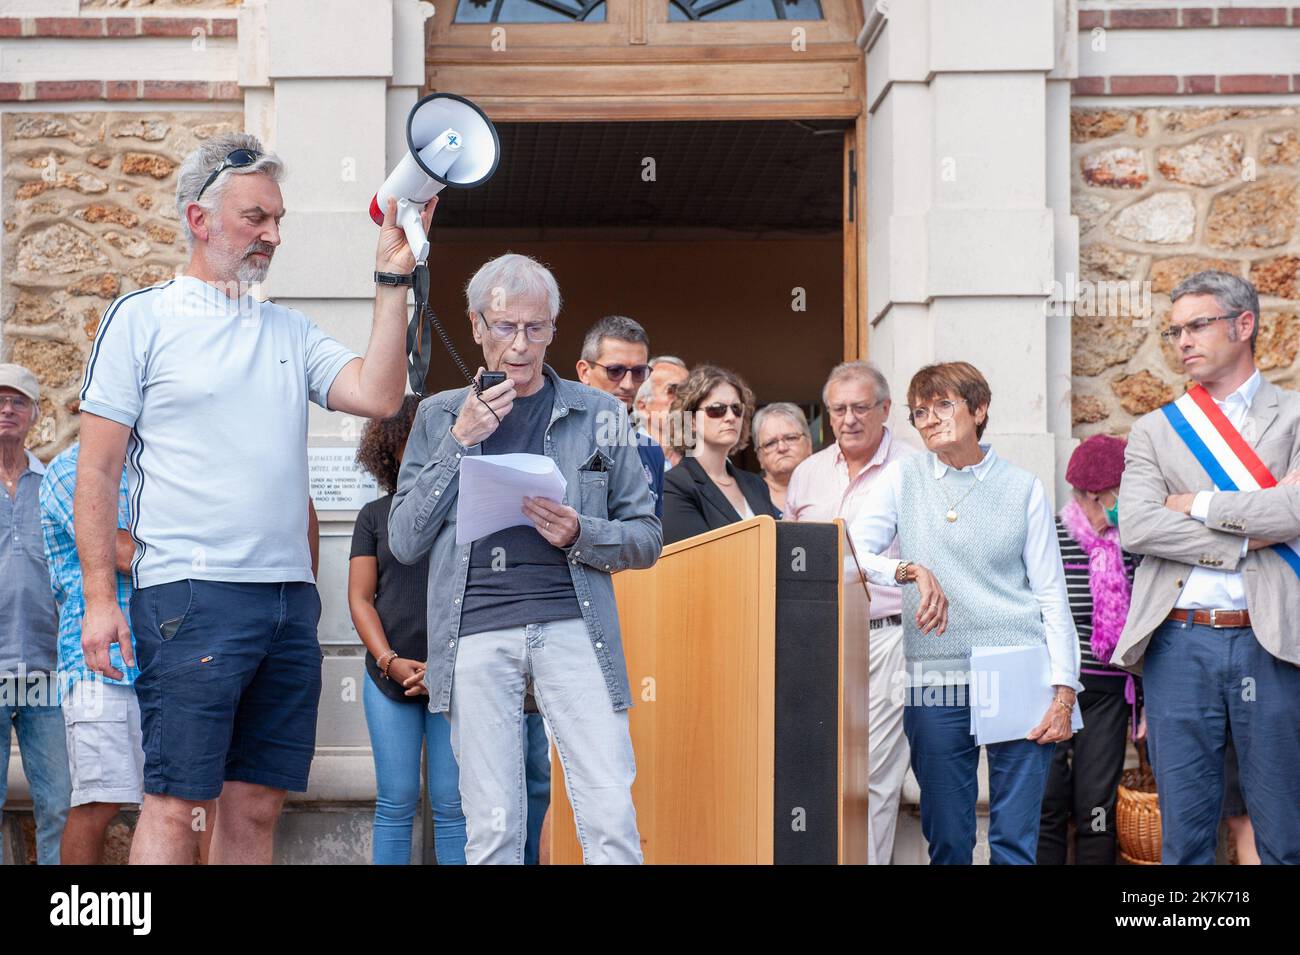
661 365 779 545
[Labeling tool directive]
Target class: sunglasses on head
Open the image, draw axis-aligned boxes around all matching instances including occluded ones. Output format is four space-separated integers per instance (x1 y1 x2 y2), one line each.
701 402 744 419
593 361 651 385
196 147 261 202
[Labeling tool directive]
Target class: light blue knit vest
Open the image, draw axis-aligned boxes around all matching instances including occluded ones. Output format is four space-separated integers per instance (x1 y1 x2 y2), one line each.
895 452 1047 685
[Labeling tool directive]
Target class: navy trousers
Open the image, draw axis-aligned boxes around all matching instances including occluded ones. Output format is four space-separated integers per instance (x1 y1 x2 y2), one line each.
904 694 1056 865
1143 619 1300 864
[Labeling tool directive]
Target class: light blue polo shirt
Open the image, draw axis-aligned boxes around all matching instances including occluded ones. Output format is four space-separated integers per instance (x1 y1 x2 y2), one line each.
79 276 356 589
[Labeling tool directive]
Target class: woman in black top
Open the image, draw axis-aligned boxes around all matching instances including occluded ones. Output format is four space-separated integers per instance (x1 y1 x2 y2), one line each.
350 397 468 864
661 364 779 545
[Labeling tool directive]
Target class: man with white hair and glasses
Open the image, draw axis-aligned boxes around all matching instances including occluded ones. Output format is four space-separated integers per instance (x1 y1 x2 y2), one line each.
389 253 660 864
785 360 918 864
76 133 434 864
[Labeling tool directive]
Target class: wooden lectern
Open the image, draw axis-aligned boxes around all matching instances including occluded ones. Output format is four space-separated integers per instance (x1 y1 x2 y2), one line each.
549 516 871 864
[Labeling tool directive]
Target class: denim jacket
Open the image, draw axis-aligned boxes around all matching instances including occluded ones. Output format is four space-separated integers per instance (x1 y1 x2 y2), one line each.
388 365 662 713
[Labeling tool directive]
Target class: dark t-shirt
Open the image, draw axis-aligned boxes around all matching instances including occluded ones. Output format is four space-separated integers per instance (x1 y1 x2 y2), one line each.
459 377 581 636
350 494 429 703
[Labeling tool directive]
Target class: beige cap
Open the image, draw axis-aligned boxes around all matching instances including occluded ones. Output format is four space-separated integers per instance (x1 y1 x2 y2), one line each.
0 363 40 404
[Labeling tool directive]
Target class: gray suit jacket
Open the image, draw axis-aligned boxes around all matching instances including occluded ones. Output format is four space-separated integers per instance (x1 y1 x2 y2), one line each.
1114 376 1300 671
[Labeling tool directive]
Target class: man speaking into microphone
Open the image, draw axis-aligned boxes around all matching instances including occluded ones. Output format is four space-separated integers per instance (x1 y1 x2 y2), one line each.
75 133 434 865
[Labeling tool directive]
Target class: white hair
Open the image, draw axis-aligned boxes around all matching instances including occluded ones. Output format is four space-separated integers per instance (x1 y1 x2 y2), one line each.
752 402 811 448
650 355 686 371
175 132 286 250
465 253 562 322
822 360 890 407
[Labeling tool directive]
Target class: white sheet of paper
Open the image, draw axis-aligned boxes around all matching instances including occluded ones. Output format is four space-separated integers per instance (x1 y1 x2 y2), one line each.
455 453 568 546
968 644 1083 746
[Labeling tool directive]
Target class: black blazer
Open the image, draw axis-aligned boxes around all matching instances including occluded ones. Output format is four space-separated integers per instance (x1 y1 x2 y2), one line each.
661 456 780 545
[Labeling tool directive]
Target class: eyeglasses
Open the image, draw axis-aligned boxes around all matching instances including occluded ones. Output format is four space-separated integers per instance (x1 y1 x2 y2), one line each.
195 148 261 202
1158 313 1242 344
758 432 806 453
478 314 555 344
828 399 885 419
592 362 651 385
0 395 32 412
908 398 962 427
701 402 745 420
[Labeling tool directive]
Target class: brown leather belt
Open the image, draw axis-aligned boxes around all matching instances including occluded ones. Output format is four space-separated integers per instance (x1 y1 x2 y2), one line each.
1166 608 1251 629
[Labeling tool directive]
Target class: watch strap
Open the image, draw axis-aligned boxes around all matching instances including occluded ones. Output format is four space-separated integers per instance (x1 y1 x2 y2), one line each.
374 270 414 287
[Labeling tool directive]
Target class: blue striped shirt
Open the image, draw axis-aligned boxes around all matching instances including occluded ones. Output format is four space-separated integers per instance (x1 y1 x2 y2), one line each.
39 442 136 691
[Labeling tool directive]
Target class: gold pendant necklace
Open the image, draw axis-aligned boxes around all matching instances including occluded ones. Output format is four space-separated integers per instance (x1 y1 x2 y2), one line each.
939 474 979 523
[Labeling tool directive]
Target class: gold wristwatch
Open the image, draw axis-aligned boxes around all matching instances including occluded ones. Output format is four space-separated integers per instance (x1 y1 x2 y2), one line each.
894 560 913 584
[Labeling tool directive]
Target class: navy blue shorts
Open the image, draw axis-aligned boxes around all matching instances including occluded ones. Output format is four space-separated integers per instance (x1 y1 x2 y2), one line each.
130 580 323 801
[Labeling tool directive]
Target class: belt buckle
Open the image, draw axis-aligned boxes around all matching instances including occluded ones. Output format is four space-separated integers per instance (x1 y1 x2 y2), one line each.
1209 609 1223 628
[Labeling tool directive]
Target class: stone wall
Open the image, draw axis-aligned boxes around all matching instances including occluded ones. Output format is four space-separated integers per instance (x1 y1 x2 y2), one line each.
1 110 242 456
1070 106 1300 436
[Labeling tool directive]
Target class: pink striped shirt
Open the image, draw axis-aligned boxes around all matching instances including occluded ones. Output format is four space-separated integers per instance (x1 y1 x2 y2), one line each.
784 426 917 620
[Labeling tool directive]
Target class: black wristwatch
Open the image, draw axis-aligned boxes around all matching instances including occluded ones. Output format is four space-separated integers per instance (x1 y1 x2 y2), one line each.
374 270 414 287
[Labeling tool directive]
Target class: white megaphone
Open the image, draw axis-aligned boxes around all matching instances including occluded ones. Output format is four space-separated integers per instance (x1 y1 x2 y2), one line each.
370 92 500 264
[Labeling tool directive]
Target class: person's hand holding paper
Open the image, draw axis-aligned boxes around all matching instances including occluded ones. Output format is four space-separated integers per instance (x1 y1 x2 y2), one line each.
455 453 570 546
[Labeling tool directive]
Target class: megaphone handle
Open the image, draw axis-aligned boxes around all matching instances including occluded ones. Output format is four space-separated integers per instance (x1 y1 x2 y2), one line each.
396 197 431 265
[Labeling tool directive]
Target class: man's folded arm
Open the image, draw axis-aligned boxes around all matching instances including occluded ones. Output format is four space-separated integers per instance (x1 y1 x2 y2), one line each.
1118 417 1245 569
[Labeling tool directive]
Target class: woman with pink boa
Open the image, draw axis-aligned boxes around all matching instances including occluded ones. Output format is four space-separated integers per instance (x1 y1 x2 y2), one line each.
1037 434 1142 865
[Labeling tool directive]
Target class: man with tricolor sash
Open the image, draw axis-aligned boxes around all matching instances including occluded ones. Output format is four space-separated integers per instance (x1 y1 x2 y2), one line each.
1112 270 1300 865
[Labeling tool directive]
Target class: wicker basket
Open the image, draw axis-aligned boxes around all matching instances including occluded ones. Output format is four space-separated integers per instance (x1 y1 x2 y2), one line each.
1117 740 1161 865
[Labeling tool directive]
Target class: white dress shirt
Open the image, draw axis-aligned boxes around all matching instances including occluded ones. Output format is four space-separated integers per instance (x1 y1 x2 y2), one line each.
847 444 1082 691
1181 369 1262 611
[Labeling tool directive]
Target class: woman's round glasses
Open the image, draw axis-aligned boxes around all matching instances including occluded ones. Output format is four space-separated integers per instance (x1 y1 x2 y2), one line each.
908 398 961 427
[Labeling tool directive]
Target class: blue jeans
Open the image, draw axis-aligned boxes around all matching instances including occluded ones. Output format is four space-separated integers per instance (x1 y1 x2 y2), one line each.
447 618 641 864
0 685 71 865
904 693 1055 865
1143 620 1300 864
363 677 550 865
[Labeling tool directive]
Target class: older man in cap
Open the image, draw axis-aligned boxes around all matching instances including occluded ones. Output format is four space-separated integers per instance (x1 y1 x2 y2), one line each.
0 363 70 865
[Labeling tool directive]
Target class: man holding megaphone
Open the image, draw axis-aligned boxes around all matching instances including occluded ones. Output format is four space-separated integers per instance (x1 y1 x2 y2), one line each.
75 132 435 865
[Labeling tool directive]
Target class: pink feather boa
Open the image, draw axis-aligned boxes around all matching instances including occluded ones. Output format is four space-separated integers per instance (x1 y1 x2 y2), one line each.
1060 498 1132 665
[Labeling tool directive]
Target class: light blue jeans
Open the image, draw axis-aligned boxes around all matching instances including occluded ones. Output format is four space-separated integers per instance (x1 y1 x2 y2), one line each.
363 676 550 865
447 617 642 865
0 689 71 865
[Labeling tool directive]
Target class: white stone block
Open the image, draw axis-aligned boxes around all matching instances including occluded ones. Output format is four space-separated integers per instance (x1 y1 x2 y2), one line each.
926 208 1055 297
0 0 74 13
239 0 271 89
386 86 420 178
983 432 1058 504
266 210 388 299
929 0 1055 73
393 0 436 88
2 39 237 83
272 79 389 212
888 212 930 304
1077 27 1300 79
244 87 276 148
932 74 1045 210
267 0 393 79
931 296 1047 434
317 657 372 745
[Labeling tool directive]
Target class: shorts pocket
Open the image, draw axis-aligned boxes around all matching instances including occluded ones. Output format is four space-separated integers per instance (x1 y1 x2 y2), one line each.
152 579 195 642
67 708 133 794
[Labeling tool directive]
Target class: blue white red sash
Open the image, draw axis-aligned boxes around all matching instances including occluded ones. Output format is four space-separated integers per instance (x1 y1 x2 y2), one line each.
1161 383 1300 579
